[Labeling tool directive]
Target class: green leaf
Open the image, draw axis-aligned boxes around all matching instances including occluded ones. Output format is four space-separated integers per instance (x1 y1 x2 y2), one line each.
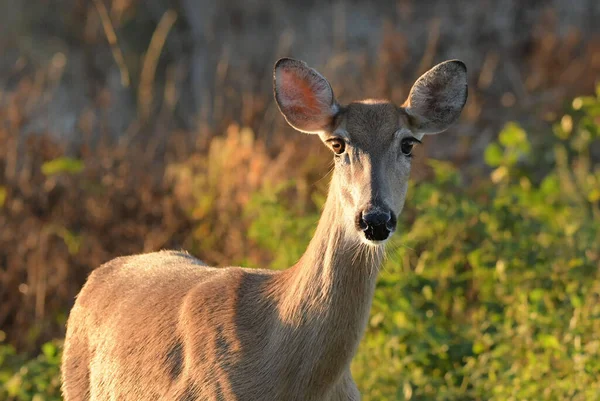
484 143 504 167
537 334 561 350
473 341 486 354
529 288 545 302
499 122 528 147
41 343 56 359
41 157 84 176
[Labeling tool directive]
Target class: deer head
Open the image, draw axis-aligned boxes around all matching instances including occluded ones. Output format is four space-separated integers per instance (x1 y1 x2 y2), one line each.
274 58 468 245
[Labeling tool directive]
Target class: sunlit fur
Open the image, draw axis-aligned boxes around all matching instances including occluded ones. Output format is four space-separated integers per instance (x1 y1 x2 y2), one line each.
61 58 466 401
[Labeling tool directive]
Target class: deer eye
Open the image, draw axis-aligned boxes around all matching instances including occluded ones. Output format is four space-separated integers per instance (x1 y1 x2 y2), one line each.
328 138 346 155
400 137 419 157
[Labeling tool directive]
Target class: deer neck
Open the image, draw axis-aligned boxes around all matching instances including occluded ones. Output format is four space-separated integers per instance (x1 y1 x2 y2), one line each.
270 175 384 372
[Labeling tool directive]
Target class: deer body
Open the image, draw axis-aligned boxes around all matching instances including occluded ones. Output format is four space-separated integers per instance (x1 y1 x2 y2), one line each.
62 58 467 400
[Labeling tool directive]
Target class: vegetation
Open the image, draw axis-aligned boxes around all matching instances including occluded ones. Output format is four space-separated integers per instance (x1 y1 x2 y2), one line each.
352 89 600 400
0 339 61 401
2 87 598 400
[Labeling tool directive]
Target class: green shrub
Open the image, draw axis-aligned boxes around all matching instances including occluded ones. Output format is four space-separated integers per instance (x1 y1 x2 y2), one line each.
354 87 600 400
0 339 62 401
245 180 323 269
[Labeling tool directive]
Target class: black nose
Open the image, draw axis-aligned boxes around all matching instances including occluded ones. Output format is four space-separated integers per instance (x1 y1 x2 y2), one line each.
357 208 396 241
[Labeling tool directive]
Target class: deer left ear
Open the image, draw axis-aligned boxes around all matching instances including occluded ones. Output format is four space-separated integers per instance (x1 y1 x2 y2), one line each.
274 58 339 134
404 60 468 137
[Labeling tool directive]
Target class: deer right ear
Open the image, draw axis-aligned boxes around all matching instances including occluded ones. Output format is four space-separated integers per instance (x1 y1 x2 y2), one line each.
274 58 339 134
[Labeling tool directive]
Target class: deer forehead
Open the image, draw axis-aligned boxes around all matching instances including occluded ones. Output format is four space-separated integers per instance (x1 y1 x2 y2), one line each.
336 101 410 149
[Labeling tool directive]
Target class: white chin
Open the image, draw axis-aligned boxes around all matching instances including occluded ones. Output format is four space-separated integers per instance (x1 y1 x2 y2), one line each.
360 236 388 247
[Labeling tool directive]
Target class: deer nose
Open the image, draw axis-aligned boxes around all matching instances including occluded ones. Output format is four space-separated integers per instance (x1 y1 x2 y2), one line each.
357 208 396 242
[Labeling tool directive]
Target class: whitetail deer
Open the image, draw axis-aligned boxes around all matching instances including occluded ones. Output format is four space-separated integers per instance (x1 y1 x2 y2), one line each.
61 58 467 400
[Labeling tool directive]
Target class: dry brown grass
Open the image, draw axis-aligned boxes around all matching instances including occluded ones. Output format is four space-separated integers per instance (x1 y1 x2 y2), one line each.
0 87 328 352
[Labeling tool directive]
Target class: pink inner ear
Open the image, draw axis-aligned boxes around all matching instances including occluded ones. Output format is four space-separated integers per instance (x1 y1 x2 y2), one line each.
279 69 324 118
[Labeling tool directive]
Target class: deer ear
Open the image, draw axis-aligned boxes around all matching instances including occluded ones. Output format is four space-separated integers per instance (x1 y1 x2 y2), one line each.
274 58 339 134
404 60 468 136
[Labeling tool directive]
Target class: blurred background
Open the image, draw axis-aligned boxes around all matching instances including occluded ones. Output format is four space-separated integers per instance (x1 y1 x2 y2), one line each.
0 0 599 399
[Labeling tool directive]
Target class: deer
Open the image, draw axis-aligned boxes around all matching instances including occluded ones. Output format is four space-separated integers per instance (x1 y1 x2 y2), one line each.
61 57 467 401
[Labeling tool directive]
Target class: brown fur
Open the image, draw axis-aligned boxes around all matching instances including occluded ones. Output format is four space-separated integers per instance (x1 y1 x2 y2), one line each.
62 58 467 400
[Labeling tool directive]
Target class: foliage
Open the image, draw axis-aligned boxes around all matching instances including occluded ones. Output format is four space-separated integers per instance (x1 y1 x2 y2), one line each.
40 158 84 176
245 180 324 269
2 89 599 399
0 339 62 401
354 88 600 400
